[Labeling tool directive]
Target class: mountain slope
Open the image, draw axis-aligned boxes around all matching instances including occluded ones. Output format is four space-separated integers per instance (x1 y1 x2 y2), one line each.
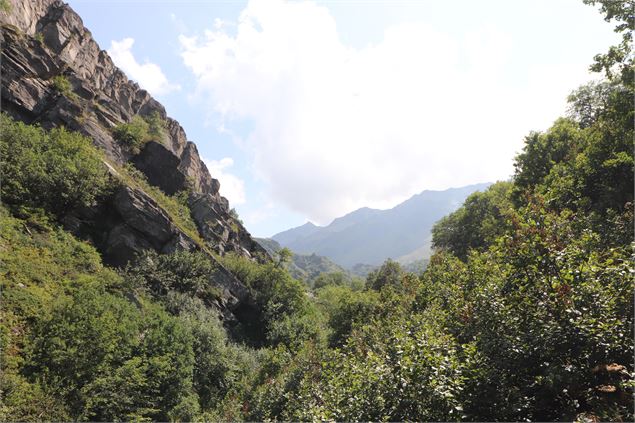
255 237 347 282
273 183 490 268
0 0 267 325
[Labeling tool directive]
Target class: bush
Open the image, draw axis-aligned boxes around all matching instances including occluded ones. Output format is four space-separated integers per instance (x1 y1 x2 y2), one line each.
145 111 168 143
221 253 324 348
112 115 150 153
0 208 248 421
28 288 198 421
122 250 222 306
50 75 77 100
113 112 167 153
0 114 109 219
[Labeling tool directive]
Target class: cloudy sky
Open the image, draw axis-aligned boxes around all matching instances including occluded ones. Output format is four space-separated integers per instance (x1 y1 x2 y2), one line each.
68 0 618 237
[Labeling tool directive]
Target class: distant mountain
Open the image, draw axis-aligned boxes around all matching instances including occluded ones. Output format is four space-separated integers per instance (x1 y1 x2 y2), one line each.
271 222 320 246
255 237 347 282
272 183 491 268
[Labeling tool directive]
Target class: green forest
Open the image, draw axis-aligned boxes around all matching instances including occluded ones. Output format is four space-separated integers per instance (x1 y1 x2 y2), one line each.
0 0 633 421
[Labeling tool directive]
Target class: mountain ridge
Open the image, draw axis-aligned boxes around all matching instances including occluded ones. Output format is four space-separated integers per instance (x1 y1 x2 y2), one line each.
273 182 491 268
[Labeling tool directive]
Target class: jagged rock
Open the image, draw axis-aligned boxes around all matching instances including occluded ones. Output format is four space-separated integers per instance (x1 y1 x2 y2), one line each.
105 222 155 266
179 142 219 195
113 186 181 248
132 141 188 196
190 192 269 261
1 0 270 325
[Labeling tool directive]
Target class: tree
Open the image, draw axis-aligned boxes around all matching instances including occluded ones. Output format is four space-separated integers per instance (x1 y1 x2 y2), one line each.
582 0 634 82
276 247 293 268
432 182 512 260
365 259 404 291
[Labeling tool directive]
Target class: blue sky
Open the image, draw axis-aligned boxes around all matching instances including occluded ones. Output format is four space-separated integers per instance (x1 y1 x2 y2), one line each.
67 0 618 237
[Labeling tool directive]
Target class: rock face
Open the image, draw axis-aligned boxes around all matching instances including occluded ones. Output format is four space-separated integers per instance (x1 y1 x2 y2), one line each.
190 193 268 259
0 0 267 324
132 141 189 196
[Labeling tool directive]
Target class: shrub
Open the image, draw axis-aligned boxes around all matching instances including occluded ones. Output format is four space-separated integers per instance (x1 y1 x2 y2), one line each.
113 112 168 154
51 75 74 98
122 250 222 303
221 253 323 348
0 114 109 219
112 115 150 153
145 111 168 143
365 258 403 291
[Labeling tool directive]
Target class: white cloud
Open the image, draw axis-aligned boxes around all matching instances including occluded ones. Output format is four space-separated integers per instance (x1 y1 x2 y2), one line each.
244 202 276 225
180 0 595 224
203 157 246 206
108 38 180 96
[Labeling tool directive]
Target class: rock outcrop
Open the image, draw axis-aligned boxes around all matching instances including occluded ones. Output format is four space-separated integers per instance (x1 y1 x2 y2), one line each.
0 0 268 324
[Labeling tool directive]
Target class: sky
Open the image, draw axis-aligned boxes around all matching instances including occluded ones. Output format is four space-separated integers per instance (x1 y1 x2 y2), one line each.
66 0 619 237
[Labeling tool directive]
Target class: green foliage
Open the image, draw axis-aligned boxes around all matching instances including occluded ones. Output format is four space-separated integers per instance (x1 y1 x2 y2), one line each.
113 111 167 154
430 202 633 421
315 285 380 346
0 0 11 13
145 110 168 142
113 115 149 153
514 79 633 224
513 119 584 200
275 246 293 267
28 289 198 421
51 75 73 96
582 0 633 82
0 207 119 421
0 208 256 420
312 270 363 290
0 114 109 220
365 258 404 290
432 181 513 259
313 315 467 422
1 2 632 421
122 250 223 306
220 253 324 348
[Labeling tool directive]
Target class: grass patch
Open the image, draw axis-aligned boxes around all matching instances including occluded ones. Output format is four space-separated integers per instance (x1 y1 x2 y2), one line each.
50 75 78 102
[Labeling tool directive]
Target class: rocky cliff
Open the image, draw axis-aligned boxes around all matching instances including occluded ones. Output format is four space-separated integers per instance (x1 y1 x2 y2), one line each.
0 0 268 324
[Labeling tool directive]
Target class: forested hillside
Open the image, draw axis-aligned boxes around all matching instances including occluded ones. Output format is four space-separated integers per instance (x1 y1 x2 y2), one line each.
255 237 357 288
0 0 633 421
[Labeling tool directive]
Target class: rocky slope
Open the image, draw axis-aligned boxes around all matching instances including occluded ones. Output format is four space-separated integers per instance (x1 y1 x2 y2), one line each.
0 0 267 324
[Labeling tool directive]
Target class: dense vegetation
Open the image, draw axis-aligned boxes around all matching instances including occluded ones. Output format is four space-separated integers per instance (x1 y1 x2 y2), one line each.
0 0 632 421
0 114 109 219
255 237 359 288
